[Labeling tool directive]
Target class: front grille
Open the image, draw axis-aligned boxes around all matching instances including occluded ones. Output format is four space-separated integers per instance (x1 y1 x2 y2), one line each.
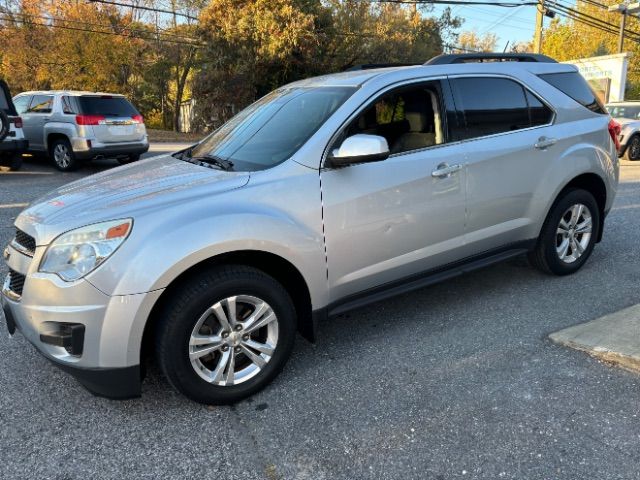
8 269 25 296
13 228 36 256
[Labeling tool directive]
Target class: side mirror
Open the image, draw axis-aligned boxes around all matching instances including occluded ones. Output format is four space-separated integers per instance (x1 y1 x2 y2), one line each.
327 134 390 168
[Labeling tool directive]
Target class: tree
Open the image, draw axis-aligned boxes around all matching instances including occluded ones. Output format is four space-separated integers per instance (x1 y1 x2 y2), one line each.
457 30 498 53
192 0 459 129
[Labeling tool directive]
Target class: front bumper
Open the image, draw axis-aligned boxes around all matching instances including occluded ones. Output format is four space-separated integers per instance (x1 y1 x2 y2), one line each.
1 242 162 399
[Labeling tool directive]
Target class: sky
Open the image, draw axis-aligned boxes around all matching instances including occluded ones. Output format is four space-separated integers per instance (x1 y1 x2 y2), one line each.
430 3 540 49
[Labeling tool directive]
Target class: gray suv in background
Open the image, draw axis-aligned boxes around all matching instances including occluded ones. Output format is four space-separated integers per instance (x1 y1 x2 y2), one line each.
2 54 619 404
13 91 149 171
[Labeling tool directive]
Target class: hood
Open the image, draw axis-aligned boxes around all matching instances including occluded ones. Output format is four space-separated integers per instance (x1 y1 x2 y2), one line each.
16 155 250 245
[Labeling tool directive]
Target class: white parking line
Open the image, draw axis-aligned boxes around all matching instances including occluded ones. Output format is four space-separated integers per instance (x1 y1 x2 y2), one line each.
0 203 28 209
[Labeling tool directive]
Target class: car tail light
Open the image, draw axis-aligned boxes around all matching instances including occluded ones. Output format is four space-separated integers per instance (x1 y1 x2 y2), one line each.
76 114 106 126
10 117 23 128
608 119 621 150
132 114 143 124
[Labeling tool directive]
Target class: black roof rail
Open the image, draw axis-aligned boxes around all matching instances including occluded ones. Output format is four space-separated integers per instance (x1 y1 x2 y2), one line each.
425 53 558 65
344 63 421 71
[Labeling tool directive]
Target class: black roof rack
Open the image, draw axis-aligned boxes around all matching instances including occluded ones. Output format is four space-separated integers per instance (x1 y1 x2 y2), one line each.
425 53 557 65
344 63 421 71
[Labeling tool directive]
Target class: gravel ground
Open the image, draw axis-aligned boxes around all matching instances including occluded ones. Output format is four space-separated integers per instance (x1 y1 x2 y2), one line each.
1 153 640 479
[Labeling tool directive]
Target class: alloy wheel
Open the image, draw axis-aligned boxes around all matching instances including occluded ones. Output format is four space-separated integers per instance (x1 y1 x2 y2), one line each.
53 144 71 169
630 137 640 160
555 203 593 264
188 295 279 386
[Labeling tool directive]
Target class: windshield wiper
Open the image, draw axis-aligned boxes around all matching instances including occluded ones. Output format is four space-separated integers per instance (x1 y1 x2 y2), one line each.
185 153 234 171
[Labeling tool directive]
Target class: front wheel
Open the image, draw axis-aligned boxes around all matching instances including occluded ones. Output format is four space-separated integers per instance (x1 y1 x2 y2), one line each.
155 265 296 404
529 189 600 275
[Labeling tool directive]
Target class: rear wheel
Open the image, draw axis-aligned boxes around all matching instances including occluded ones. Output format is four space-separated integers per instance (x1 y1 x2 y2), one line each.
8 153 22 171
50 138 78 171
0 110 9 142
529 189 600 275
625 135 640 161
155 265 296 404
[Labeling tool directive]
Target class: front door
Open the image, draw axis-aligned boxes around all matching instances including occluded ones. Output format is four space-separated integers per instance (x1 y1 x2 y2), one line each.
321 80 468 303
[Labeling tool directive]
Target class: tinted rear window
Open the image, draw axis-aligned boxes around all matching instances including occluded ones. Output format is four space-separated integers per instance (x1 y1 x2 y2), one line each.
78 96 138 117
538 72 606 114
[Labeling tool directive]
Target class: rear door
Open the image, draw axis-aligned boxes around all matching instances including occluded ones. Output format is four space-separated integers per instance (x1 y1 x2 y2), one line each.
77 95 145 144
448 75 556 253
22 94 53 150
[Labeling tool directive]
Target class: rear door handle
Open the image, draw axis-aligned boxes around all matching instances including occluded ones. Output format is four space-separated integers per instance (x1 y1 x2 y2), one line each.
534 136 557 150
431 163 462 178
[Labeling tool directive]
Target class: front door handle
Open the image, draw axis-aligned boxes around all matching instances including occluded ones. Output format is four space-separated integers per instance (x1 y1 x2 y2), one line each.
534 136 557 150
431 163 462 178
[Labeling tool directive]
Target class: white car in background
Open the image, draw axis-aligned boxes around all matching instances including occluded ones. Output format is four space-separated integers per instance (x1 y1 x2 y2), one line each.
606 101 640 160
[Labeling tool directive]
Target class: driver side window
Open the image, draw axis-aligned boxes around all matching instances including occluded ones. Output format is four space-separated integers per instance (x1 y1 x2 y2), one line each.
344 82 445 155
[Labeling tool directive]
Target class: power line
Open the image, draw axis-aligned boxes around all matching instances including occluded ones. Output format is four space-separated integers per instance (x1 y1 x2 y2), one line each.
0 14 204 47
551 5 640 41
372 0 537 7
1 11 199 42
552 1 640 40
86 0 198 20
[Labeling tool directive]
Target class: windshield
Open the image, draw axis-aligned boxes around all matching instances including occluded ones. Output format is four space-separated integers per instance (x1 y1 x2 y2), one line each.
607 104 640 120
189 86 356 171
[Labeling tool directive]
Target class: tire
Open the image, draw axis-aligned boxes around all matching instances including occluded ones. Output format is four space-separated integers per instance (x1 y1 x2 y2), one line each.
155 265 297 405
625 135 640 161
49 138 78 171
528 188 600 276
117 154 140 165
8 153 22 171
0 110 9 142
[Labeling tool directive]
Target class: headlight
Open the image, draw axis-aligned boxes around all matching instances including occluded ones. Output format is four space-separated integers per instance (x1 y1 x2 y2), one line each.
40 219 132 281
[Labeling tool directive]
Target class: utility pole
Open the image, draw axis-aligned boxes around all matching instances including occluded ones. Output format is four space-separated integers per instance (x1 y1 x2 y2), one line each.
533 0 545 53
609 4 628 53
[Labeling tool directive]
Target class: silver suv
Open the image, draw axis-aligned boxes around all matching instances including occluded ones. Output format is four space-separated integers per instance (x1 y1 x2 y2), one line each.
1 54 620 404
13 91 149 171
606 101 640 160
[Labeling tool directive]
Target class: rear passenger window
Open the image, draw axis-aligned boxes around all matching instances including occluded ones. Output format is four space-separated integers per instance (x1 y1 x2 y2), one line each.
526 90 553 126
28 95 53 114
450 77 530 140
538 72 607 114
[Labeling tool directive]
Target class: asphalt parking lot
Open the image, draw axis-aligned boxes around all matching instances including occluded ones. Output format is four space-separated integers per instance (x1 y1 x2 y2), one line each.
1 152 640 479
